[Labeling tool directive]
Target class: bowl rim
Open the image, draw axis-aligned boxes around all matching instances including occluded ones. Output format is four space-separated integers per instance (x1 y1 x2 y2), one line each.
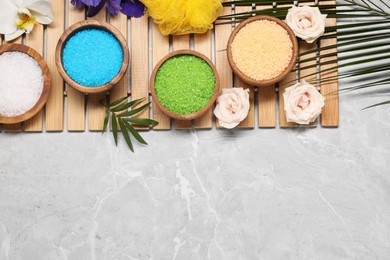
227 15 299 87
55 19 129 94
150 50 220 120
0 43 51 124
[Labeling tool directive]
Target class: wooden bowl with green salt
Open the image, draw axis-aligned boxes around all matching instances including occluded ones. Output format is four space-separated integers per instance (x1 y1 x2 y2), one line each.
150 50 220 120
0 44 51 124
227 15 298 87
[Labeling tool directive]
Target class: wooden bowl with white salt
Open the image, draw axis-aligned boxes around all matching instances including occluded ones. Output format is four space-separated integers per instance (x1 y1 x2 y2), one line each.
227 15 298 87
0 44 51 124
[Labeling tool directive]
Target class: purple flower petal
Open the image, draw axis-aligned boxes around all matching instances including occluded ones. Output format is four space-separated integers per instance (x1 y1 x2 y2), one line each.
82 0 102 7
120 0 145 18
87 0 105 17
107 0 122 15
71 0 85 9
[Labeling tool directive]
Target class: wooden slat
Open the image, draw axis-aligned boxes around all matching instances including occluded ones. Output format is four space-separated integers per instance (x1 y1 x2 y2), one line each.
87 9 107 131
67 4 86 131
320 0 339 127
299 40 318 127
256 4 277 128
3 37 23 132
215 5 233 128
235 5 255 129
109 13 129 129
131 15 150 130
151 22 171 130
25 25 44 132
46 0 65 131
172 35 192 129
277 2 298 128
194 31 213 129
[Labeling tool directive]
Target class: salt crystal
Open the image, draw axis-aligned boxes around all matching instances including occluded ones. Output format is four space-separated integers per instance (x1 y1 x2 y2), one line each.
0 51 44 117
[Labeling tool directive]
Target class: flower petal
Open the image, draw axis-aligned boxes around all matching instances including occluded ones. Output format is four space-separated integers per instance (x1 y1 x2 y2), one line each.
82 0 102 7
0 0 18 34
87 0 105 17
30 10 53 24
107 0 122 15
23 0 52 17
120 0 145 18
4 28 24 42
71 0 85 9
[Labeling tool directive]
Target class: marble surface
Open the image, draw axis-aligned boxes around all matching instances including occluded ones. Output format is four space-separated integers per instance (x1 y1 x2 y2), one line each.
1 86 390 260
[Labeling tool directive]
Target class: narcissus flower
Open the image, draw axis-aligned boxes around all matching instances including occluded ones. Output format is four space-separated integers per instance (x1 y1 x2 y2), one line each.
0 0 54 42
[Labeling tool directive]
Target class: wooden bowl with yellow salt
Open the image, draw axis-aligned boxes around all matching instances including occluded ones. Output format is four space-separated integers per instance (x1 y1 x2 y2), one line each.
227 15 298 87
0 44 51 124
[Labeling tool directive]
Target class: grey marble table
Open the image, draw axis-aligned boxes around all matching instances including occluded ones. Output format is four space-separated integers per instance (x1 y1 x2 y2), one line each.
1 80 390 259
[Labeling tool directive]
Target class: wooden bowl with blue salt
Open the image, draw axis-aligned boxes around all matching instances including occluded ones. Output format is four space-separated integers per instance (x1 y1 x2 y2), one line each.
0 44 51 124
55 19 129 94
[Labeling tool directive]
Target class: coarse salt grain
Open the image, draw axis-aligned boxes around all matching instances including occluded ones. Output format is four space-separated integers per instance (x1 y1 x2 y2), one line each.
231 20 293 81
0 51 44 117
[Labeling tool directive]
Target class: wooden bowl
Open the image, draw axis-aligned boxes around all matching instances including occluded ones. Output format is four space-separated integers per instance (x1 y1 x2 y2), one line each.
0 44 51 124
150 50 220 120
227 15 298 87
55 19 129 94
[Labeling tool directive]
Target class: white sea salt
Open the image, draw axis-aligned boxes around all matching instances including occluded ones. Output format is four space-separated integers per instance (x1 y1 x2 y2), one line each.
0 51 44 117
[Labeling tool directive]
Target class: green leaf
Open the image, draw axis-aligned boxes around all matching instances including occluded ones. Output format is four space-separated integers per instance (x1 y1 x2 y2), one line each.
123 120 148 145
111 98 145 112
117 102 151 117
363 100 390 110
118 118 134 152
124 117 159 126
112 113 118 146
102 105 110 134
109 96 129 107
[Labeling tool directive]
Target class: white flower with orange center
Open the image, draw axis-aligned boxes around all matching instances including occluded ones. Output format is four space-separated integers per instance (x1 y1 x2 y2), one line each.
0 0 53 42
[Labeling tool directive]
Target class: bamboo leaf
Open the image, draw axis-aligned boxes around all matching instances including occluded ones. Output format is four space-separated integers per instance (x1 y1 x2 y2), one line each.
102 105 109 134
109 95 129 107
118 118 134 152
124 118 159 126
111 98 145 112
123 120 148 145
112 113 118 146
363 100 390 109
117 102 151 117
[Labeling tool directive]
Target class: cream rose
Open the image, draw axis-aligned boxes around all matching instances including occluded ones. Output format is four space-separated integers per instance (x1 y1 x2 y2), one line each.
285 6 327 44
283 80 325 124
213 88 250 129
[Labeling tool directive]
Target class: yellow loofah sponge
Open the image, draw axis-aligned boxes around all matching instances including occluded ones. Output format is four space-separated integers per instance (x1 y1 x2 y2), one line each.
141 0 223 35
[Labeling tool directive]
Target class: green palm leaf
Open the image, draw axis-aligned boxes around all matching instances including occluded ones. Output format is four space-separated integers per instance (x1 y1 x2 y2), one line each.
217 0 390 108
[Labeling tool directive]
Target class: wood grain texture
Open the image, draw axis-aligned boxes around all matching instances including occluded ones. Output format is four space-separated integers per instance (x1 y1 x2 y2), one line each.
172 35 193 129
46 0 65 131
131 15 150 130
25 24 44 132
87 9 107 131
235 5 255 129
194 31 213 129
320 0 339 127
109 13 129 128
3 37 23 132
299 40 318 127
0 36 2 132
66 4 86 131
151 23 171 130
256 4 276 128
215 5 233 128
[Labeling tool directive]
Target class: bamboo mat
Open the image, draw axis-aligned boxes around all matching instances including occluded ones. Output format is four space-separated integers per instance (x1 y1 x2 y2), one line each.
0 0 339 133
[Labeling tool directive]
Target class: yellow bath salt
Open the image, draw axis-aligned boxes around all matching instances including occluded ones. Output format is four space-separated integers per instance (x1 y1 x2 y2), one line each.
231 20 293 81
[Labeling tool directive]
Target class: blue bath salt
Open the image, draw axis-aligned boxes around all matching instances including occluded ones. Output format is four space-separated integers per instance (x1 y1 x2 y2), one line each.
62 28 123 87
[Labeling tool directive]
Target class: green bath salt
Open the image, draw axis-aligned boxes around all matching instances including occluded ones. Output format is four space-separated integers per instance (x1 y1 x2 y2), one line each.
154 54 216 115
